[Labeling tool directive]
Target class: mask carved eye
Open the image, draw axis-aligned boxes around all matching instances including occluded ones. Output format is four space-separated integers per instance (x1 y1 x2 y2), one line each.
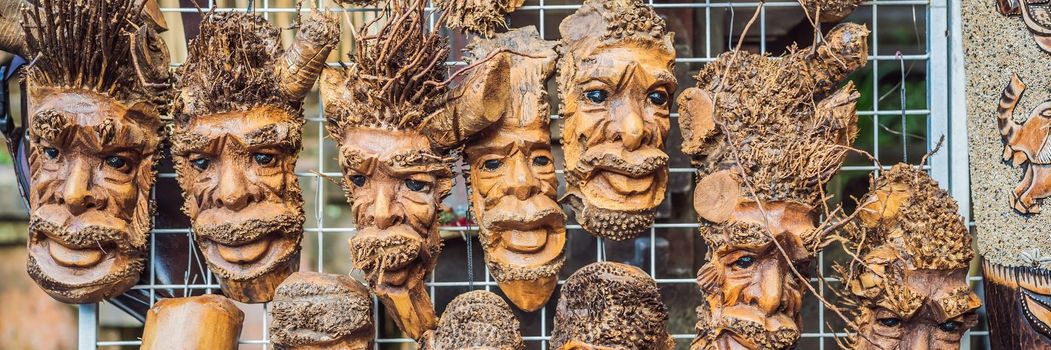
483 159 502 171
878 318 902 327
532 156 551 167
648 90 669 106
104 155 129 171
349 175 366 187
732 256 755 269
253 153 275 166
405 179 430 192
584 89 608 104
43 147 59 159
191 157 210 171
937 321 961 332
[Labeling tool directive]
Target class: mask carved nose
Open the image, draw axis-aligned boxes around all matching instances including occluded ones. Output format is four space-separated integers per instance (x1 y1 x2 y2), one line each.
744 260 785 316
215 162 255 211
370 185 403 229
508 156 540 201
61 158 98 215
613 105 647 151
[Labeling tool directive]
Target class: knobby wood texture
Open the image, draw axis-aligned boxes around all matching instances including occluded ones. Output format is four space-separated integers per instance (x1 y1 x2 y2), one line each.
679 23 868 350
140 294 244 350
418 290 525 350
837 164 980 350
170 10 338 303
269 272 374 350
556 0 677 241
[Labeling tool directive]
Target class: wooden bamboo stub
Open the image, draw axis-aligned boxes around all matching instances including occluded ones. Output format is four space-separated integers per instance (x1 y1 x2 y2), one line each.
140 295 244 350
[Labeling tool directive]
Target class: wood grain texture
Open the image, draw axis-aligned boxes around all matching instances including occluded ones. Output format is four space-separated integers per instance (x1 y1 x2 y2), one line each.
140 295 244 350
269 272 373 350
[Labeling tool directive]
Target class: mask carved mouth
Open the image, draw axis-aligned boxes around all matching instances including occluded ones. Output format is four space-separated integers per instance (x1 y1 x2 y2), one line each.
214 235 273 264
485 206 564 253
46 238 109 268
194 214 301 279
349 225 425 288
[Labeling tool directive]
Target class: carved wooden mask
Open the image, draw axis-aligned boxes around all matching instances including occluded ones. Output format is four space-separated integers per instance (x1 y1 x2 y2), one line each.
838 164 980 350
677 23 868 350
456 27 565 312
140 295 244 350
550 262 673 350
270 272 374 350
13 1 170 304
418 290 525 350
172 12 338 303
996 0 1051 52
556 0 677 241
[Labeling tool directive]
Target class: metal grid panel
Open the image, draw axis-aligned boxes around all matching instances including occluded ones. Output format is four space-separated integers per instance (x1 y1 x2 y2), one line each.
75 0 984 349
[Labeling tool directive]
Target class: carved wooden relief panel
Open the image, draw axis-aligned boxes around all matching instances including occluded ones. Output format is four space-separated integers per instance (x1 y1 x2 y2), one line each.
550 262 673 350
140 295 244 350
677 23 868 350
269 272 374 350
965 0 1051 346
171 11 338 304
1 0 171 304
456 27 565 312
556 0 677 241
418 290 525 350
837 164 980 350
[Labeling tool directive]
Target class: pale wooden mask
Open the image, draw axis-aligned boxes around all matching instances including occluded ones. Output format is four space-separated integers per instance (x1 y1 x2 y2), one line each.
270 272 374 350
418 290 525 350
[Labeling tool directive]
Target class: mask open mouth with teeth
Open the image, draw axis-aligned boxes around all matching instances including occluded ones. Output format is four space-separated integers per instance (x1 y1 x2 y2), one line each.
171 10 339 303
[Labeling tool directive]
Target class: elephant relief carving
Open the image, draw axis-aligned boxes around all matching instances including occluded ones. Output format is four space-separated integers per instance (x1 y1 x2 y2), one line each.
996 73 1051 214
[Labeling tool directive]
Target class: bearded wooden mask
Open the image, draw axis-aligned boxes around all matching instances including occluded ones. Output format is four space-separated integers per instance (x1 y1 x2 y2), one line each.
837 165 980 350
321 0 509 339
4 0 171 304
456 27 565 312
556 0 676 241
172 12 338 303
418 291 525 350
996 0 1051 52
550 262 673 350
269 272 374 350
678 23 868 350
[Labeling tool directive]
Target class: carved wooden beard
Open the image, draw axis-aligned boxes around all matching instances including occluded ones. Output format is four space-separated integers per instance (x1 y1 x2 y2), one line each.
550 262 673 350
338 127 449 340
418 290 525 350
172 105 304 303
270 272 374 350
558 1 676 241
26 88 159 304
996 0 1051 52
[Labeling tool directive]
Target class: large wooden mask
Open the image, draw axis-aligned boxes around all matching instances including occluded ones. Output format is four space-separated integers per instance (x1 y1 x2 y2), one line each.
550 262 673 350
556 0 677 241
172 11 338 303
838 164 980 349
418 290 525 350
457 27 565 312
269 272 374 350
10 0 170 304
678 23 868 350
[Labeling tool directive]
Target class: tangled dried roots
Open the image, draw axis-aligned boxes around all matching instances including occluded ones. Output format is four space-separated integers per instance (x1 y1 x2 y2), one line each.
436 0 523 38
550 262 669 349
429 291 525 350
800 0 863 23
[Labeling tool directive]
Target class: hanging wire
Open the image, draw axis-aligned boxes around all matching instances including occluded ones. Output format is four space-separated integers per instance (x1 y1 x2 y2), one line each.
897 51 908 163
461 165 475 290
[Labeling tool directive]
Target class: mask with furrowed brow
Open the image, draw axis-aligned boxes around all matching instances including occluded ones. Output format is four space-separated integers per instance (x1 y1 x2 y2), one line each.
171 10 338 303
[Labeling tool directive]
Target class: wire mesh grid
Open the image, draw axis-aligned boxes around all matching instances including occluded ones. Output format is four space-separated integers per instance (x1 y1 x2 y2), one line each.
75 0 985 349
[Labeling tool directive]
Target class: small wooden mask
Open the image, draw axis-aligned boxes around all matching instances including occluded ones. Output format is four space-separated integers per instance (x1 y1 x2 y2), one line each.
321 0 509 339
556 0 677 241
140 295 245 350
837 164 980 350
5 0 170 304
270 272 374 350
550 262 673 350
458 27 565 312
418 291 525 350
996 0 1051 52
678 24 868 350
172 11 339 303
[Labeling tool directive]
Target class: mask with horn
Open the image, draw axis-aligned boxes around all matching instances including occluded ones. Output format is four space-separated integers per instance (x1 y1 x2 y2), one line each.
678 23 868 350
557 0 677 241
4 0 171 304
171 10 339 303
321 0 510 339
269 272 374 350
996 0 1051 52
834 164 980 350
550 262 674 350
418 290 525 350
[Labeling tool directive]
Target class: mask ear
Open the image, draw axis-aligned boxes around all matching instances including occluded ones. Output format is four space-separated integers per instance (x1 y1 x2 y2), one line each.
677 87 715 157
693 170 739 224
425 52 511 149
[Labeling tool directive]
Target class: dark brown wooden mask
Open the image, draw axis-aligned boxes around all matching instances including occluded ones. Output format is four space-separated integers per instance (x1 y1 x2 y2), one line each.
418 291 525 350
171 11 338 303
556 0 676 241
996 0 1051 52
270 272 374 350
459 27 565 312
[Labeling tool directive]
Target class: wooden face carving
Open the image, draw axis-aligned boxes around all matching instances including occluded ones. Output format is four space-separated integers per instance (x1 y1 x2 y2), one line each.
338 127 448 339
996 0 1051 52
270 272 373 350
26 89 159 304
172 105 304 303
550 262 673 350
996 74 1051 214
418 290 525 350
